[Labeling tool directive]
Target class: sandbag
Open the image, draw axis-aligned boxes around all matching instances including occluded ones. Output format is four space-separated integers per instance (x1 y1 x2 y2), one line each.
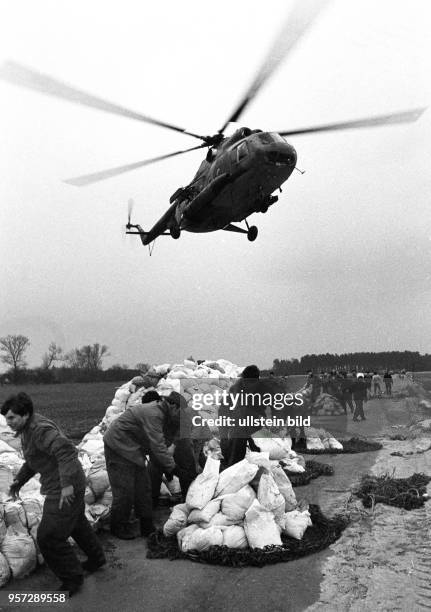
29 525 44 565
0 440 16 454
0 525 37 578
19 477 41 499
0 550 10 587
3 502 27 533
0 515 7 544
186 457 220 510
177 524 200 552
257 473 285 518
188 499 220 524
21 498 43 530
244 500 282 548
328 437 343 450
164 476 181 496
214 459 258 497
271 465 297 511
206 512 239 527
0 453 24 478
306 437 325 451
222 525 248 549
246 451 272 471
281 458 305 473
163 503 190 536
100 489 113 507
252 432 292 459
221 486 256 521
0 466 13 495
88 465 110 498
188 526 223 552
281 509 312 540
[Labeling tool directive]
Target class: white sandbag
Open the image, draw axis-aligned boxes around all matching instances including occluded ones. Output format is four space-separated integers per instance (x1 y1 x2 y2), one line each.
257 473 285 518
0 453 24 478
154 363 171 375
0 550 11 587
246 450 272 471
306 437 325 451
214 459 259 497
164 476 181 496
19 477 41 498
80 438 105 457
163 503 190 537
271 465 297 511
222 525 248 549
221 486 256 521
177 524 200 552
188 499 221 524
281 457 305 473
114 388 130 402
206 512 239 527
328 437 343 450
281 509 312 540
0 440 16 454
0 465 13 495
186 457 220 510
1 525 37 578
0 515 7 544
3 502 28 533
252 432 291 459
21 498 43 529
188 526 223 552
0 432 21 451
244 500 282 548
100 489 113 507
88 465 110 498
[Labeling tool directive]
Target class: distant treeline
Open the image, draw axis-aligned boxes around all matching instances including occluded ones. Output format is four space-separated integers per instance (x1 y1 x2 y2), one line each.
0 366 141 386
270 351 431 375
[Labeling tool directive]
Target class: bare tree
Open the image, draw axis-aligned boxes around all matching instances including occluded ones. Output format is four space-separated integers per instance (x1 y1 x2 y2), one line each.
0 334 30 377
65 343 109 371
135 362 151 373
41 342 63 369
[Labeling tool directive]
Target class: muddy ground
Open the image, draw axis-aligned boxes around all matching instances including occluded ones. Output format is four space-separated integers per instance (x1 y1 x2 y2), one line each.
1 378 430 612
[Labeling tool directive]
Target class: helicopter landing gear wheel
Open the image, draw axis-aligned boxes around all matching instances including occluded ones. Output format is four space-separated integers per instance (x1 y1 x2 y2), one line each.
170 226 181 239
247 226 258 241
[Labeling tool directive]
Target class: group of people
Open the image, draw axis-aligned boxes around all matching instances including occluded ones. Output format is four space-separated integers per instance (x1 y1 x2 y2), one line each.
0 380 199 596
306 368 394 422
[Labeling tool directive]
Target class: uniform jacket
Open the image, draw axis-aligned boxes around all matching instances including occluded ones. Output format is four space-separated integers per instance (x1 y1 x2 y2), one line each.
352 379 368 400
103 400 176 472
14 413 85 498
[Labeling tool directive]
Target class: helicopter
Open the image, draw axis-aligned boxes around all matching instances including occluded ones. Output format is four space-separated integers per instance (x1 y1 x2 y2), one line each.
0 0 425 250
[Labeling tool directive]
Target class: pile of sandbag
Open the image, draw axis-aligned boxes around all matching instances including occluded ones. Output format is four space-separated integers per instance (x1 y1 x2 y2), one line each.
0 415 42 586
304 427 343 451
163 451 313 553
312 393 345 416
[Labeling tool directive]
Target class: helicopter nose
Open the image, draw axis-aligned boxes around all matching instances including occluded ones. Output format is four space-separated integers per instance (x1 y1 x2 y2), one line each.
265 143 297 167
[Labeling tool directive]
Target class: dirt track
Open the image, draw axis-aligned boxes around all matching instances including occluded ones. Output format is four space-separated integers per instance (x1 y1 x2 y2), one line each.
1 379 430 612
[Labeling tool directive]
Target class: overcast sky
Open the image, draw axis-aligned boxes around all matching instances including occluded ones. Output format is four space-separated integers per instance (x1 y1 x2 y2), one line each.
1 0 430 371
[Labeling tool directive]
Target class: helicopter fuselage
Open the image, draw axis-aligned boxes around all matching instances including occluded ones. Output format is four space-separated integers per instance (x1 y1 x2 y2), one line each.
171 129 297 234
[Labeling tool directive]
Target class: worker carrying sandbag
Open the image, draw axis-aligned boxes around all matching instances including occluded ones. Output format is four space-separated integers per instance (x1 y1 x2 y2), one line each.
1 393 105 598
103 391 194 539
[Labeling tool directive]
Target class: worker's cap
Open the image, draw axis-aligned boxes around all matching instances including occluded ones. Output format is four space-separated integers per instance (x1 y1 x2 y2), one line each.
357 373 364 379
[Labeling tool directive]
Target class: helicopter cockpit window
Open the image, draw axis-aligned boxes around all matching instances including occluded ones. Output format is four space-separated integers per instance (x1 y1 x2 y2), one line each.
258 132 275 145
236 141 248 162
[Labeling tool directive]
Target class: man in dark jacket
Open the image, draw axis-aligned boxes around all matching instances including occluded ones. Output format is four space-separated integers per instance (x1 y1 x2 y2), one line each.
219 365 266 467
1 392 105 597
352 375 368 421
103 392 183 539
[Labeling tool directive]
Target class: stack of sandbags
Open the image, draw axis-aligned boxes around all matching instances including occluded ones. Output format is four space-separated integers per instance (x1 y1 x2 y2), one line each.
305 427 343 451
312 393 345 416
164 451 310 553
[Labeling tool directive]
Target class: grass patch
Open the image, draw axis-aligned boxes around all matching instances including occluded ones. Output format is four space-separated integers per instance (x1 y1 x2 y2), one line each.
0 382 119 441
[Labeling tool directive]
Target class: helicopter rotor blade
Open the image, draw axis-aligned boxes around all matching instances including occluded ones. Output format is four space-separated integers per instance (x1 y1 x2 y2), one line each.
217 0 330 134
127 199 134 225
64 143 208 186
0 61 205 141
278 108 427 137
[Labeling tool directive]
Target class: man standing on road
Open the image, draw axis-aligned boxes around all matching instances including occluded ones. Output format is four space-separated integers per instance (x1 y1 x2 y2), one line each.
352 374 368 421
383 371 393 396
372 372 382 398
1 392 106 597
